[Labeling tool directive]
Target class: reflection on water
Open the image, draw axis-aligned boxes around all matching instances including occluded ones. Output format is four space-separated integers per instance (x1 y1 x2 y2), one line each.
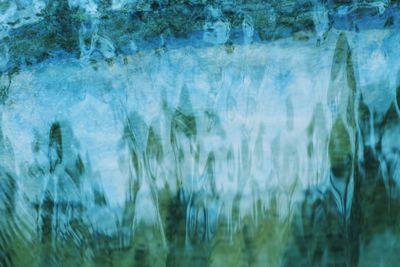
2 1 400 267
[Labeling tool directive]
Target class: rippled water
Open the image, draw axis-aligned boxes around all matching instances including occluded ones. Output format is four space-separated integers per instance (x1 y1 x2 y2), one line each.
1 1 400 267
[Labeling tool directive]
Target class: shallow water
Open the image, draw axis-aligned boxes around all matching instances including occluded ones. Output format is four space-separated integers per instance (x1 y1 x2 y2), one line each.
1 1 400 267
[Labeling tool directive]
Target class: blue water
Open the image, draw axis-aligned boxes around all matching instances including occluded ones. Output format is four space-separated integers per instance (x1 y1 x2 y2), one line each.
1 1 400 266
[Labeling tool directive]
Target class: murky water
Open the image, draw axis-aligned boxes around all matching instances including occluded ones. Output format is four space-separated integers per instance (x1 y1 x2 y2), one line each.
1 1 400 267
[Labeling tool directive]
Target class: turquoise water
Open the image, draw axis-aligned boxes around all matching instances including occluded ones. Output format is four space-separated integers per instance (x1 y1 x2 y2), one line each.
1 1 400 266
